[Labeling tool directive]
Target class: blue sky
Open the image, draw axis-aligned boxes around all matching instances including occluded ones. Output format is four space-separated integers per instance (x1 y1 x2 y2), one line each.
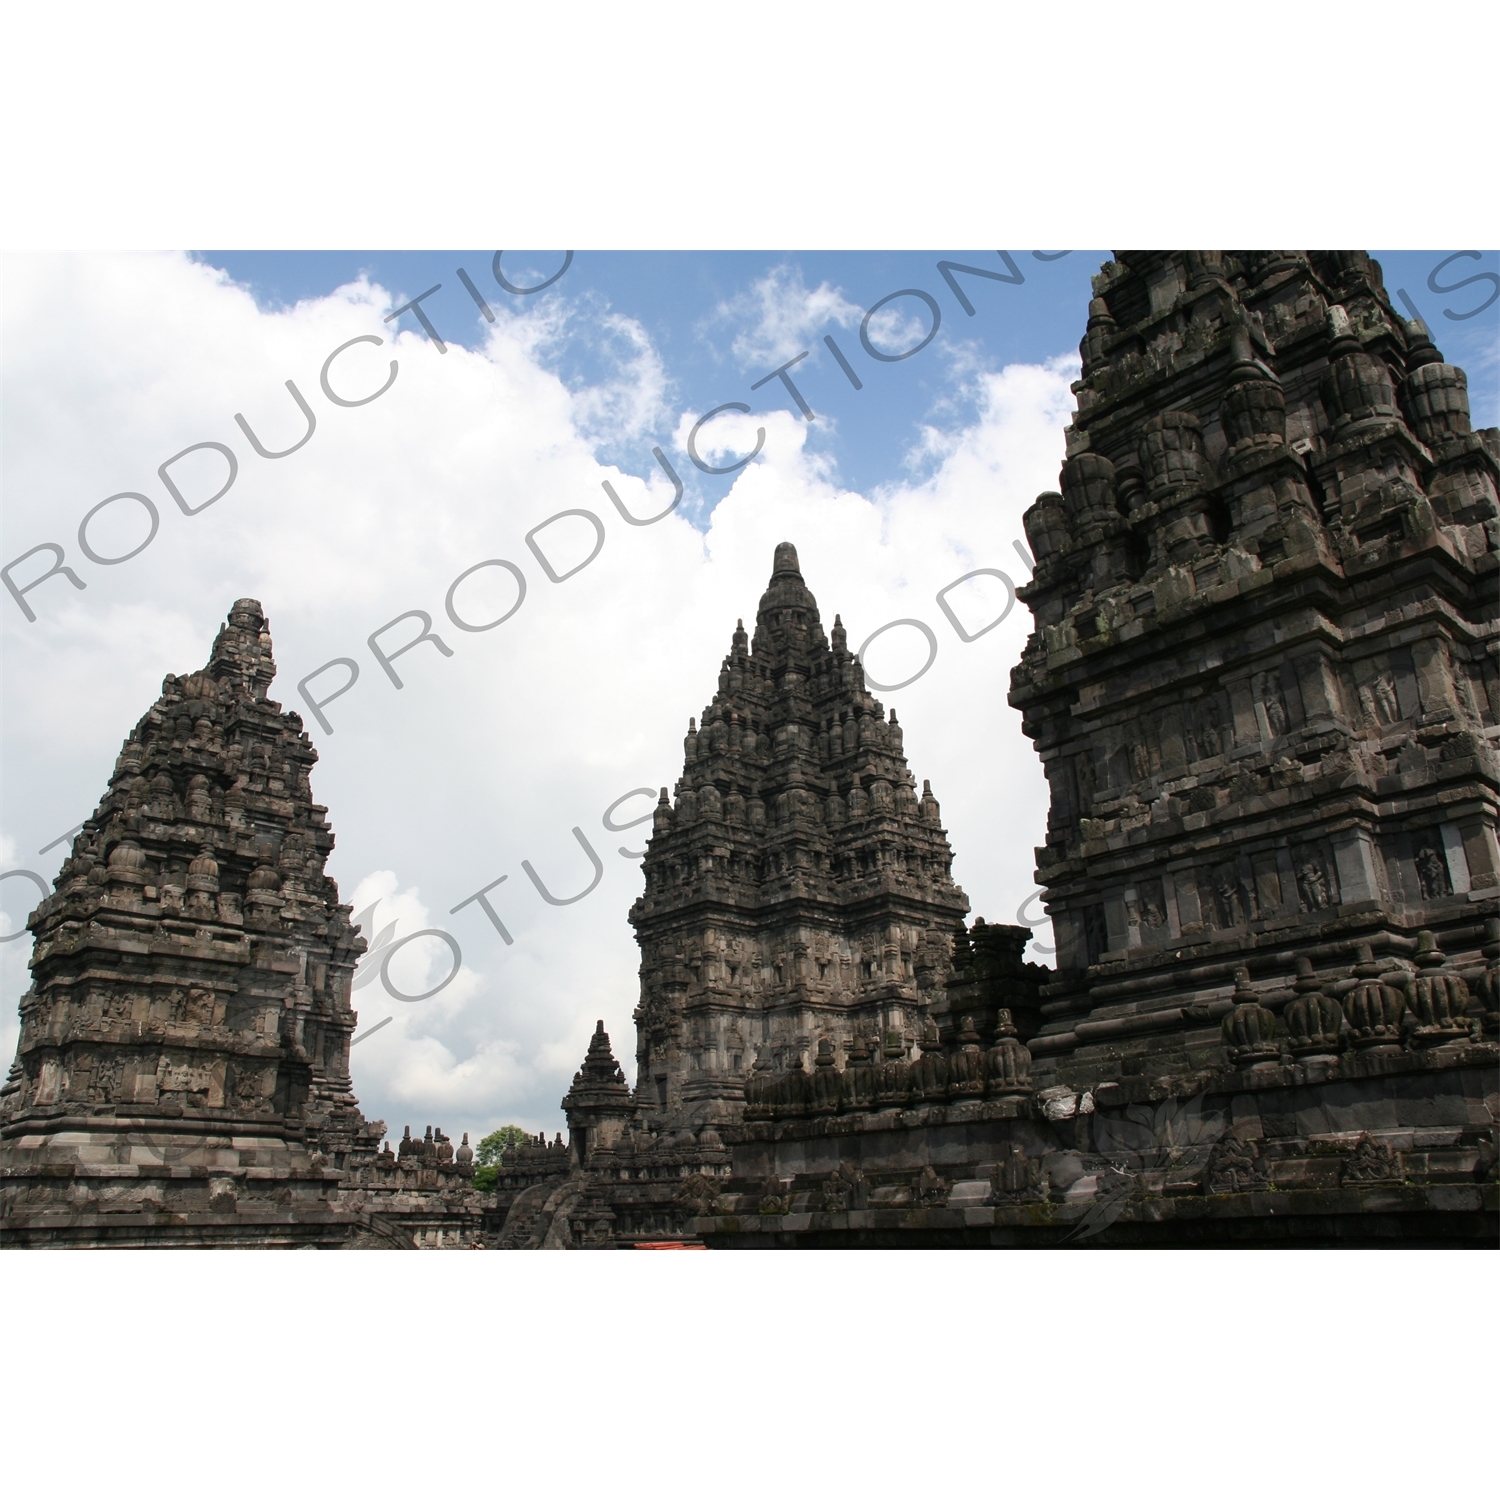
195 248 1500 511
193 250 1103 505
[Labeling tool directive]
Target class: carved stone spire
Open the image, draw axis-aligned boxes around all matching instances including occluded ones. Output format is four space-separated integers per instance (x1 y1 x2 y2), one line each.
0 600 382 1245
628 543 973 1128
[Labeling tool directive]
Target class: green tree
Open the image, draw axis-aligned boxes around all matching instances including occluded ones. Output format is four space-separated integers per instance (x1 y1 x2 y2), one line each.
471 1124 531 1192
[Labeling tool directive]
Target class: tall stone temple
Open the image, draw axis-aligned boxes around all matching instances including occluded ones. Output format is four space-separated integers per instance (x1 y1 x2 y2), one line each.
0 601 486 1246
5 251 1497 1250
626 541 997 1125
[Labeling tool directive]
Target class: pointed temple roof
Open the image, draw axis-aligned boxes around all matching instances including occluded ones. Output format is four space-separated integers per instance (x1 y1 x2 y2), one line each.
750 540 827 675
0 599 381 1243
633 540 965 919
624 542 972 1123
562 1020 632 1115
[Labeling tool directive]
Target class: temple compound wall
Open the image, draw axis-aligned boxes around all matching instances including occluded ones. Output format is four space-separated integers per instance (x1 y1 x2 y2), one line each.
516 252 1497 1248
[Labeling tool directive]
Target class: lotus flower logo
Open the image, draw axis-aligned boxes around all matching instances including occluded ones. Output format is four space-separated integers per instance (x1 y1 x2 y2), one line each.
350 899 399 991
1064 1095 1226 1242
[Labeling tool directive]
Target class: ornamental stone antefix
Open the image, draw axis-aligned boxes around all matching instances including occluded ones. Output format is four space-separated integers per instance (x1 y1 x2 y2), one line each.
626 542 990 1128
0 600 482 1248
1342 942 1408 1051
1283 957 1345 1063
1474 919 1500 1038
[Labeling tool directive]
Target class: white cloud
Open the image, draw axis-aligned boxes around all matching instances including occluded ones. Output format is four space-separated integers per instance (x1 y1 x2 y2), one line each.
861 297 933 362
483 291 674 449
348 870 482 1010
709 263 862 370
568 311 673 445
0 835 23 941
0 252 1071 1139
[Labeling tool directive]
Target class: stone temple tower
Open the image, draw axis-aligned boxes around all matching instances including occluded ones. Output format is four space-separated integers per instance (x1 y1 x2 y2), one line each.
0 600 385 1245
627 543 973 1126
1012 251 1499 1072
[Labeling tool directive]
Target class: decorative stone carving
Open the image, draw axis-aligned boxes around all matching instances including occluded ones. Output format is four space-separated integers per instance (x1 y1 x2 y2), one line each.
913 1166 948 1207
757 1178 790 1215
990 1145 1044 1199
983 1009 1033 1096
910 1020 950 1105
946 1016 986 1099
1133 411 1218 566
1061 451 1121 529
1221 333 1287 457
818 1162 868 1213
1024 490 1072 564
1406 930 1472 1047
1321 309 1400 428
1472 918 1500 1038
1295 855 1333 912
774 1055 811 1121
674 1172 720 1219
742 1050 775 1121
808 1038 841 1116
1283 957 1345 1060
1221 968 1279 1067
1343 1133 1402 1183
1343 945 1409 1051
1402 358 1472 446
1414 838 1451 900
1204 1135 1270 1195
834 1033 873 1115
872 1030 911 1110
